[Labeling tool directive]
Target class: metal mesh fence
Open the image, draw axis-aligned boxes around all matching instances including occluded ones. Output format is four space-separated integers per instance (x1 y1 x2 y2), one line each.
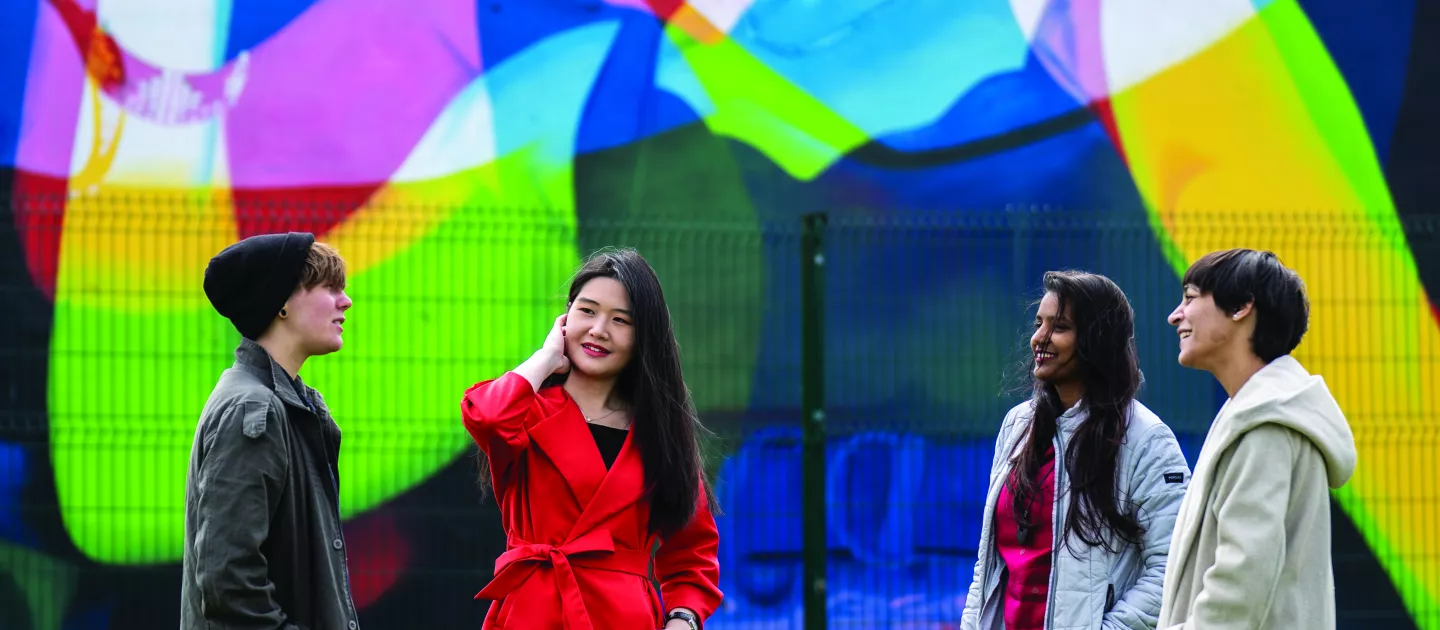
0 195 1435 629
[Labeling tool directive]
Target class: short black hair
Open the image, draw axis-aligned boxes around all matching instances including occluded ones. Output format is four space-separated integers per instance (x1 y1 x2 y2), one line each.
1181 248 1309 362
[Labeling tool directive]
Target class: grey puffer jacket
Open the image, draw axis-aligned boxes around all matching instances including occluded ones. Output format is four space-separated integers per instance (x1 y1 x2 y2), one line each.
961 399 1191 630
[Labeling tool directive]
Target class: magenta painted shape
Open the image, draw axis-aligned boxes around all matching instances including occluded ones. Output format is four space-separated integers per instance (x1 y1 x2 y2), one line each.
1031 0 1109 106
16 3 85 179
224 0 481 188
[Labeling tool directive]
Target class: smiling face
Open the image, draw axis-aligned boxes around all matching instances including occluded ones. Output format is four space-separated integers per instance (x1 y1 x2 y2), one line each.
1031 291 1080 386
564 276 635 381
1168 283 1250 372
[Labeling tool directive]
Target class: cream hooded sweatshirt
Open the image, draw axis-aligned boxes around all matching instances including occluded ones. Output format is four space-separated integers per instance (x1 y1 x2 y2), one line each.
1158 355 1357 629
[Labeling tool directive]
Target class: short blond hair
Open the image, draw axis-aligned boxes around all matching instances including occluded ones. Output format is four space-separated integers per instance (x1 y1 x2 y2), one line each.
299 242 346 291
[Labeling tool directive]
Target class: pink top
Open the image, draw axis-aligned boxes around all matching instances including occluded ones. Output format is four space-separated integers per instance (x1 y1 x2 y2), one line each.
994 445 1056 630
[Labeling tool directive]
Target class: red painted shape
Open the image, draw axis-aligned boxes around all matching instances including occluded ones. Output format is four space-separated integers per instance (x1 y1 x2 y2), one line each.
1089 96 1127 168
47 0 126 89
8 171 380 297
8 0 126 300
12 171 69 301
231 186 379 240
640 0 686 20
345 509 411 610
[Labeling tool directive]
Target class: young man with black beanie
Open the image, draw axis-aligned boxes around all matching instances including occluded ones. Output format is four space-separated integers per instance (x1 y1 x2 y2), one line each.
181 231 361 630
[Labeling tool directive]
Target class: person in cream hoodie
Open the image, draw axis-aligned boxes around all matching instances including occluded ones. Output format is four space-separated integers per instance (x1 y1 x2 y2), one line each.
1158 248 1357 630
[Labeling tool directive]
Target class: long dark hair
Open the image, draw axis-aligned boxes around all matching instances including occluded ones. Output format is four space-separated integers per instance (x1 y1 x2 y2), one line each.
474 247 717 537
1008 270 1143 553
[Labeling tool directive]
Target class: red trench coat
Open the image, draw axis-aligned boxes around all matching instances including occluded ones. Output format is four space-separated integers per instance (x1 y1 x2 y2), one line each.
462 372 723 629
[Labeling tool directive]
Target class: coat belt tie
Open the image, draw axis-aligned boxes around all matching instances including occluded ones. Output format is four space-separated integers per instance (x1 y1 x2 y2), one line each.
474 530 653 630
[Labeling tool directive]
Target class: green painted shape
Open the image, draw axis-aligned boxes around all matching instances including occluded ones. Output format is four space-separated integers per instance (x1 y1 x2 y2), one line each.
49 164 582 563
311 201 580 517
49 300 234 564
665 26 870 181
0 540 77 630
573 122 761 418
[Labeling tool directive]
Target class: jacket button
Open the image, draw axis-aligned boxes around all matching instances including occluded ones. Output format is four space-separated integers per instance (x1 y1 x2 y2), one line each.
348 621 357 630
333 538 343 550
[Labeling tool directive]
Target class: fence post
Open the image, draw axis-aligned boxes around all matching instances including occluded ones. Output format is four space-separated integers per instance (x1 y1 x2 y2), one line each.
800 212 827 630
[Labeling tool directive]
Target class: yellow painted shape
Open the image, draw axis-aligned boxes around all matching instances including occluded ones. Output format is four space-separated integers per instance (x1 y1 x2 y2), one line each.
1110 1 1440 623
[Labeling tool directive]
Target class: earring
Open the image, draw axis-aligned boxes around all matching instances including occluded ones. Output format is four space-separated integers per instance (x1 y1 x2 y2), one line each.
279 308 288 319
1232 313 1241 320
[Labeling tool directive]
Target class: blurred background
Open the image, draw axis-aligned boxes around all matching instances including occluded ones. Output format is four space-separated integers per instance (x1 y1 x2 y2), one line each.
1 0 1437 628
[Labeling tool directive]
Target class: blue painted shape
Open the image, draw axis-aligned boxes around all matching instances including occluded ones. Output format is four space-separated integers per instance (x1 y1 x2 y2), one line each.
0 442 35 547
652 31 715 120
713 431 987 627
0 0 38 167
224 0 323 60
735 48 1231 438
62 604 111 630
741 113 1145 413
827 432 928 565
644 88 708 140
714 426 803 607
1172 431 1206 470
478 0 636 78
877 52 1084 153
914 438 994 554
1296 0 1415 163
729 0 1032 146
721 427 803 556
575 10 705 154
485 20 622 163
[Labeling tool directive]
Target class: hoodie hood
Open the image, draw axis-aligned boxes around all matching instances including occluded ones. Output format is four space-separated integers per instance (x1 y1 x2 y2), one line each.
1211 355 1357 488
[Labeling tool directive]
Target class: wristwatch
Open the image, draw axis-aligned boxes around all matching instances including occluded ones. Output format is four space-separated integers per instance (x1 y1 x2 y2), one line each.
666 610 699 630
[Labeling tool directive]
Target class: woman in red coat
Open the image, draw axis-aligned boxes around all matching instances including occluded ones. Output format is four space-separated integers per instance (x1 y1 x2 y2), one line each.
462 247 722 630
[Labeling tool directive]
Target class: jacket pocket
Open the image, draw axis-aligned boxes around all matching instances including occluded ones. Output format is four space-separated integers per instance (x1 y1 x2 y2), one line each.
1105 583 1115 613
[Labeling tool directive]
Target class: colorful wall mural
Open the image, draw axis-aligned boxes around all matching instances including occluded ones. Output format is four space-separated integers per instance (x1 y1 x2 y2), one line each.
1 0 1437 627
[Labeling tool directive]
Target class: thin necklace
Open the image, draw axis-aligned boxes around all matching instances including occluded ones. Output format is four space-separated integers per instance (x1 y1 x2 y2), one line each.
584 407 622 424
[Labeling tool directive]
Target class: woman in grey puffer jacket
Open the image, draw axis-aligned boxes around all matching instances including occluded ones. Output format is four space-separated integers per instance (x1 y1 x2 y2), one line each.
961 271 1192 630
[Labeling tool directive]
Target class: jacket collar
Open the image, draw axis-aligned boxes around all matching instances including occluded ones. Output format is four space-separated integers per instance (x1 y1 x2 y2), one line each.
995 398 1088 467
1055 398 1088 437
234 338 318 413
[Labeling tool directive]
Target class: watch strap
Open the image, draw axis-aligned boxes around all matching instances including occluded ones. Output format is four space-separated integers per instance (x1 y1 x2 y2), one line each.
666 609 700 630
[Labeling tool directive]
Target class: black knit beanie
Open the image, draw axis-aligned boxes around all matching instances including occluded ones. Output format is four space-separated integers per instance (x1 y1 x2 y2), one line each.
204 232 316 340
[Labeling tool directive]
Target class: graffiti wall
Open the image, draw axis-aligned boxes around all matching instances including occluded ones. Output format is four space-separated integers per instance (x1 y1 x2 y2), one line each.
1 0 1437 627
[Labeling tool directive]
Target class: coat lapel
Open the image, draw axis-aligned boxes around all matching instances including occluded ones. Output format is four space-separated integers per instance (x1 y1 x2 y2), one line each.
527 400 609 507
567 430 645 540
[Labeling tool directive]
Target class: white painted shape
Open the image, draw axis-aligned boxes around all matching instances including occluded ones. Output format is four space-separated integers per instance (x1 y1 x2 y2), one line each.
390 77 497 182
391 21 621 182
689 0 757 34
1100 0 1258 93
76 0 232 187
97 0 223 72
1009 0 1050 41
